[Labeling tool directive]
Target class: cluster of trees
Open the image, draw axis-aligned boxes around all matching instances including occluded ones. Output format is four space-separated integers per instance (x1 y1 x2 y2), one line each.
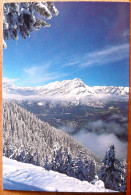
3 101 127 191
3 2 59 48
45 144 127 191
3 100 100 173
44 144 96 182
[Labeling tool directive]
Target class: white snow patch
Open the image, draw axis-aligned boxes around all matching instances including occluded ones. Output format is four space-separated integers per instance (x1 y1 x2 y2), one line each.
38 102 43 106
3 78 129 103
3 157 114 192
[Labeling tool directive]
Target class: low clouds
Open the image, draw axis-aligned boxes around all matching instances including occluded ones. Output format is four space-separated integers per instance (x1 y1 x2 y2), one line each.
63 43 129 68
61 113 128 160
109 114 128 122
73 131 128 160
60 125 77 134
87 119 128 136
86 115 128 141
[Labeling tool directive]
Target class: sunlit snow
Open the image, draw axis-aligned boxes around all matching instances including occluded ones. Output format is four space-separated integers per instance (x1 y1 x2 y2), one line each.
3 78 129 102
3 157 114 192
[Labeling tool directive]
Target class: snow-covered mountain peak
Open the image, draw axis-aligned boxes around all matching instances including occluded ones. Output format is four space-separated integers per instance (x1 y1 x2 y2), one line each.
70 78 87 88
2 78 129 101
43 78 86 89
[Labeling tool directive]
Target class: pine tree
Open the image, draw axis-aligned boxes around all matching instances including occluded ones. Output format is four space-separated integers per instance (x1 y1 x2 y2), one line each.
3 100 101 181
3 2 59 48
88 160 96 182
119 159 127 192
75 158 89 181
98 145 123 191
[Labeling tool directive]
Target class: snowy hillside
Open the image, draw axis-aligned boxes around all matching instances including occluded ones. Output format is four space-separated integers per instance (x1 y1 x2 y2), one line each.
3 157 114 192
3 78 129 101
3 100 101 179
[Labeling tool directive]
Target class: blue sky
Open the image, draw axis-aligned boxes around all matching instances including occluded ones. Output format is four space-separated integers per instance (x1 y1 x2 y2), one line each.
3 2 130 87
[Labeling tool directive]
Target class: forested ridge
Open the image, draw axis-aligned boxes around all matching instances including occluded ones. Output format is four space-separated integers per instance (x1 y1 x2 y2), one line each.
3 100 127 191
3 100 101 181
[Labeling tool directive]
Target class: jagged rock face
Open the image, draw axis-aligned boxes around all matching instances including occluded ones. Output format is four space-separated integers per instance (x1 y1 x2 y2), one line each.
3 100 101 170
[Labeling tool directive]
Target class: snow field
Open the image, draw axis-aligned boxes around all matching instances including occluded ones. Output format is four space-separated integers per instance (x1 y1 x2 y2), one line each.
3 157 114 192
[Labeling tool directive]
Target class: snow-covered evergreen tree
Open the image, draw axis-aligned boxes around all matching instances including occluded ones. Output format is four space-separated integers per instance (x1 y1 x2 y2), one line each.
3 2 59 48
98 145 123 191
75 158 89 181
44 144 92 181
3 100 101 182
44 144 75 175
119 159 127 192
88 160 96 182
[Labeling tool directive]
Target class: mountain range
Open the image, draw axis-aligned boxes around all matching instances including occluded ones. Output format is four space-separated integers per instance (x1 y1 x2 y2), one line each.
3 78 129 101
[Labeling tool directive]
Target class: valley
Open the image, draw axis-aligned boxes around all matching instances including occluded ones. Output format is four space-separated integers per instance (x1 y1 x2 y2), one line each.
3 78 129 159
17 100 129 142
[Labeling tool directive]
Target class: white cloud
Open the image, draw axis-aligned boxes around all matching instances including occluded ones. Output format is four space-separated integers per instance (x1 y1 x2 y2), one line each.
24 67 38 77
63 43 129 68
73 131 128 160
63 60 79 67
22 64 68 86
87 117 128 136
3 77 18 84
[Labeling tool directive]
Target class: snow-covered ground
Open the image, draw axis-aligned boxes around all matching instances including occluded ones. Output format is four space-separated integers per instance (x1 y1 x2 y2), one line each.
3 157 114 192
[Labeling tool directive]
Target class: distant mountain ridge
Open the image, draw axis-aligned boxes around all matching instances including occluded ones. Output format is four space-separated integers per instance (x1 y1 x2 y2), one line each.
3 78 129 101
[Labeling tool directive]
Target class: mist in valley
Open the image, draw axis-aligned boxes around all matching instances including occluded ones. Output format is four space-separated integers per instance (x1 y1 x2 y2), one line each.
60 114 128 160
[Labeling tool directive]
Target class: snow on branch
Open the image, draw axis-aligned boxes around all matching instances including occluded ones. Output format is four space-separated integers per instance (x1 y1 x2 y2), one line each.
3 2 59 48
